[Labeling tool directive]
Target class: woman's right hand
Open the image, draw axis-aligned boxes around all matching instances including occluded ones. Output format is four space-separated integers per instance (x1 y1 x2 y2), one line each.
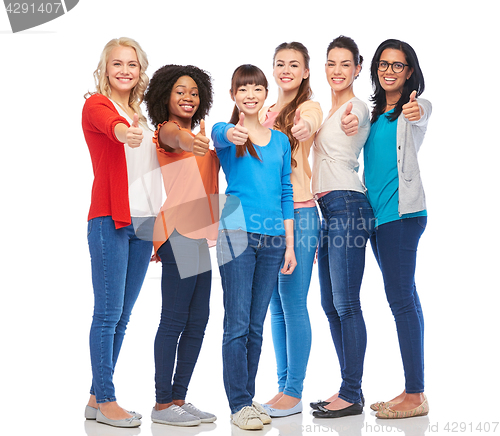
191 119 210 156
340 102 359 136
126 113 143 148
228 112 248 145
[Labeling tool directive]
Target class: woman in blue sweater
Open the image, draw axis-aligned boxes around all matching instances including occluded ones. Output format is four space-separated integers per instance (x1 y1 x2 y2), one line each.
365 39 431 419
211 64 296 431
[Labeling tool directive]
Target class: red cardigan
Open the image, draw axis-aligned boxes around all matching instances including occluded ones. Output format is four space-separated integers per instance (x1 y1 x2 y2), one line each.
82 94 131 229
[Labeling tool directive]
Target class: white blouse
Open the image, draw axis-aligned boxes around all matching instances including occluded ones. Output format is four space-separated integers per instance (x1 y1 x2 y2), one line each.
112 101 162 218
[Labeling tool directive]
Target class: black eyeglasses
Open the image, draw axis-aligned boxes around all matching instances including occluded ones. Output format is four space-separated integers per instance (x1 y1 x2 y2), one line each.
377 61 409 74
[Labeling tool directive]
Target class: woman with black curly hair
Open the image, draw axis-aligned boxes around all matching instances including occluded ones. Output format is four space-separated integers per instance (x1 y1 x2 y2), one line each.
144 64 220 427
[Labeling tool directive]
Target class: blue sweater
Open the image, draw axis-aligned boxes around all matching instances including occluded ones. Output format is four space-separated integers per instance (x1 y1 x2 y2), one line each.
211 122 294 236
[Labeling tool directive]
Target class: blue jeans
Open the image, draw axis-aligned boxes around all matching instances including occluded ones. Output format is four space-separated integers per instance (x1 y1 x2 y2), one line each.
370 217 426 393
269 206 320 399
218 230 286 414
154 231 211 403
317 191 374 404
88 216 152 403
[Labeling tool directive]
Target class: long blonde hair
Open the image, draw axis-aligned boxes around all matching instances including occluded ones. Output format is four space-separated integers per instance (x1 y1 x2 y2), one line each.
87 37 149 123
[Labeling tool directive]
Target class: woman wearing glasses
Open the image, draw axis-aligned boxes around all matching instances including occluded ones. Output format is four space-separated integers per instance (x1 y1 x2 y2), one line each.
365 39 431 419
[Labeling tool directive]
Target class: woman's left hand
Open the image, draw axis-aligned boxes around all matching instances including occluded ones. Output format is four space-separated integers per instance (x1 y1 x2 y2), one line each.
402 90 423 121
281 247 297 275
291 108 312 142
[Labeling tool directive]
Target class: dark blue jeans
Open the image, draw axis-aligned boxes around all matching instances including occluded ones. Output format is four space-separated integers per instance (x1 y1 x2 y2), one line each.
370 216 426 393
88 216 152 403
218 230 286 414
154 231 211 403
317 191 375 404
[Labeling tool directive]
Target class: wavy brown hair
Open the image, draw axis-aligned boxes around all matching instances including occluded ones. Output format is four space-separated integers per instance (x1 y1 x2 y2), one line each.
272 42 312 167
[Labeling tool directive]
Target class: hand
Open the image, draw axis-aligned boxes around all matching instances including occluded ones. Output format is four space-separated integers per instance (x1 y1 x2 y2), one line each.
340 102 359 136
191 119 210 156
291 108 311 141
402 90 422 121
230 112 248 146
126 113 143 148
281 247 297 275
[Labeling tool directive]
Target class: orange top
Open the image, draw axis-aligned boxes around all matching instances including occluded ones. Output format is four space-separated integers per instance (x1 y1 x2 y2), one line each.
153 121 220 255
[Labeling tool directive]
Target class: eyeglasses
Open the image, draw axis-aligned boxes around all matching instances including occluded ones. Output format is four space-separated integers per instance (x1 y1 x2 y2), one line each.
377 61 409 74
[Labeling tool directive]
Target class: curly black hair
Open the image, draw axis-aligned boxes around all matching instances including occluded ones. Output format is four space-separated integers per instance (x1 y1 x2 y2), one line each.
144 64 213 129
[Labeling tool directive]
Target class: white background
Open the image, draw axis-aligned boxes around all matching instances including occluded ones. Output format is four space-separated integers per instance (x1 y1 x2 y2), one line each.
1 1 499 435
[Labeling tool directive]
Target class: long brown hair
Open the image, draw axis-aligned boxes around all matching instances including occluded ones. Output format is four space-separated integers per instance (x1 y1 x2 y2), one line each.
229 64 268 160
272 42 312 167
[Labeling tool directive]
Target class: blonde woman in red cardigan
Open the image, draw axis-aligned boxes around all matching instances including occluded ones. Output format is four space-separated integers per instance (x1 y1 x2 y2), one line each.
82 37 161 428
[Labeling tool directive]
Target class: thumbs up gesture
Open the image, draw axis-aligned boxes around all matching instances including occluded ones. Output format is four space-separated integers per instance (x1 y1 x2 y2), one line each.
126 113 143 148
402 90 422 121
191 119 210 156
291 108 312 142
229 112 249 146
340 102 359 136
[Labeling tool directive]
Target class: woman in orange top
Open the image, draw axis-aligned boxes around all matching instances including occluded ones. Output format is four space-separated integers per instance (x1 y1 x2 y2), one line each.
144 64 219 427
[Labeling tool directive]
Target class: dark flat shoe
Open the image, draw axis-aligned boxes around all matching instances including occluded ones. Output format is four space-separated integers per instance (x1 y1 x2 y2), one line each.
310 394 364 410
312 403 363 419
310 400 329 410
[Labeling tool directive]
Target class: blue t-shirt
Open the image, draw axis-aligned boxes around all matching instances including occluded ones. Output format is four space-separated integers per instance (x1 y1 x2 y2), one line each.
211 122 294 236
364 110 427 227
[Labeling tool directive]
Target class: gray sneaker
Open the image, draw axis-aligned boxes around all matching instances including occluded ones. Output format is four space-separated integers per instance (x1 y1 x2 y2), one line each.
151 405 201 426
181 403 217 423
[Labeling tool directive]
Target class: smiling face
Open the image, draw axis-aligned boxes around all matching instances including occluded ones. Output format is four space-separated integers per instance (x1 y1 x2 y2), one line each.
231 83 268 116
168 75 200 127
377 49 413 98
273 49 309 94
325 47 361 95
106 45 140 99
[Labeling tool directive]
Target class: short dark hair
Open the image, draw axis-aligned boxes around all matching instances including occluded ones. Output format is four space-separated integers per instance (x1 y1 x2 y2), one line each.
144 64 213 129
370 39 425 123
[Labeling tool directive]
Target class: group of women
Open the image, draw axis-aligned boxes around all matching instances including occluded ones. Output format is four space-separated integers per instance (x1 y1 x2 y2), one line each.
82 34 431 430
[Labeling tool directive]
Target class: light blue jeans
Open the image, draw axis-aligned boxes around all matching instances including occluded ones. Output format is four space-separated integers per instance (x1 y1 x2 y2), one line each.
269 206 320 399
87 216 152 403
218 230 287 414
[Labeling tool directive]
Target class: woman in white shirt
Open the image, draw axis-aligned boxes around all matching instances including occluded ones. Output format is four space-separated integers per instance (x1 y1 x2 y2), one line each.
311 35 373 419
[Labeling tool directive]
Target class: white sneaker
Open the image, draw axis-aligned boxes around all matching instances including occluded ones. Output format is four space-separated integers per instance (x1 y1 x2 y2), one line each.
252 401 272 424
231 405 263 430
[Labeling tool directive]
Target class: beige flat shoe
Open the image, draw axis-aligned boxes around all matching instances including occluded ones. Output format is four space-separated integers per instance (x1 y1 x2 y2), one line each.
376 396 429 419
370 401 397 411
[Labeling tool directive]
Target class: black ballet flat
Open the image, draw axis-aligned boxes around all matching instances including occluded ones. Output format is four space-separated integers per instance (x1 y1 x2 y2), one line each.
312 403 363 419
310 394 364 410
310 400 329 410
